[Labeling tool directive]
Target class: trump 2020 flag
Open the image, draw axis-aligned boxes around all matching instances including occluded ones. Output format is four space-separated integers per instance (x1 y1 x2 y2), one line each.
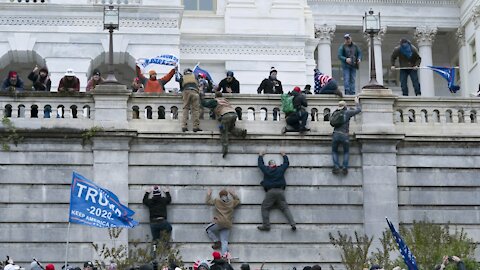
427 66 460 93
137 54 179 69
386 218 418 270
69 172 138 228
193 64 214 84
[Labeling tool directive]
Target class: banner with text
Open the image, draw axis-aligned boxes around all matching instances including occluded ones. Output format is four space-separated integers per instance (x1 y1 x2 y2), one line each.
69 172 138 228
137 54 179 69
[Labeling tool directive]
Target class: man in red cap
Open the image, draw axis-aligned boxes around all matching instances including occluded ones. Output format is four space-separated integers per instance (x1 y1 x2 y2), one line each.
135 64 176 93
2 71 24 92
283 86 309 133
210 251 233 270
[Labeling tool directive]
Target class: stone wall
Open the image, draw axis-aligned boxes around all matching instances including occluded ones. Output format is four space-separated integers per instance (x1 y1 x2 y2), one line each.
1 87 480 269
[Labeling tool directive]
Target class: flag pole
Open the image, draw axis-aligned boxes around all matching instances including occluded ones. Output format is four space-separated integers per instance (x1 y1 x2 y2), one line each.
65 222 71 269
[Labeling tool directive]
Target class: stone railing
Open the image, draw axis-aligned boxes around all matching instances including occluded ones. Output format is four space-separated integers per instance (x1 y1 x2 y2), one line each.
0 92 94 120
2 90 480 137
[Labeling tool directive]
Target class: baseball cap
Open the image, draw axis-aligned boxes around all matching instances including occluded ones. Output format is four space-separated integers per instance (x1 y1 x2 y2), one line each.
84 262 94 268
344 33 351 39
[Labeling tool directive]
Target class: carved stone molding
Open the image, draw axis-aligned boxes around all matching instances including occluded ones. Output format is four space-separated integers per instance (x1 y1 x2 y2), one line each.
456 27 465 47
472 5 480 29
88 0 142 4
308 0 457 6
180 45 304 56
314 24 335 43
0 15 178 28
414 26 438 46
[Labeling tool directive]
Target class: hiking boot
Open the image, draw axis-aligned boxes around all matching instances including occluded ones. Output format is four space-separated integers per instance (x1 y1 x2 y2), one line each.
291 225 297 231
332 167 340 175
211 241 221 250
193 128 202 132
257 225 271 231
182 127 188 132
334 88 344 97
342 168 348 175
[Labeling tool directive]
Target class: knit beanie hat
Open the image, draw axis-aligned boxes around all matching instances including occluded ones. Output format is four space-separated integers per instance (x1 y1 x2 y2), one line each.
39 67 49 74
148 70 157 76
152 186 161 196
46 264 55 270
269 67 277 74
8 71 17 78
212 251 222 260
226 70 234 77
293 86 301 93
198 262 210 270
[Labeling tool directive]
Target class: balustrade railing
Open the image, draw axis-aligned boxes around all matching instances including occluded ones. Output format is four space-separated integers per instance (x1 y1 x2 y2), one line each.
2 92 480 136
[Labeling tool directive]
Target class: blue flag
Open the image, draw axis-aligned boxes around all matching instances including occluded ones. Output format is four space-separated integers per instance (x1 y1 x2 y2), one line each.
69 172 138 228
193 65 214 84
428 66 460 93
386 218 418 270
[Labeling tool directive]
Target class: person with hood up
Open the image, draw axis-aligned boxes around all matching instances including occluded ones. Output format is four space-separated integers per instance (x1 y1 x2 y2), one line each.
205 188 240 258
390 38 422 96
28 66 51 91
143 185 172 243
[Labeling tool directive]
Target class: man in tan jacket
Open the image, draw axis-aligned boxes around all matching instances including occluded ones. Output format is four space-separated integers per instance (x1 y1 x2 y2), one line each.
205 188 240 258
201 91 247 158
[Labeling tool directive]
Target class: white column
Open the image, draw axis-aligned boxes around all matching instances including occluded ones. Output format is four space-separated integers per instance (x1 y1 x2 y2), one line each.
475 13 480 93
314 24 336 76
365 27 387 85
415 26 438 97
456 27 470 97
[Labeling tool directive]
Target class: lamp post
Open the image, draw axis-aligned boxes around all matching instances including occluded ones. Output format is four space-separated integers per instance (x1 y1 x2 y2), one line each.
103 5 120 84
362 9 387 89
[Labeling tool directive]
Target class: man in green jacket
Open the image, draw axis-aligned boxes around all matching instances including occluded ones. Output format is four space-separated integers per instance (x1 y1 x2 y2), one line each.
201 91 247 158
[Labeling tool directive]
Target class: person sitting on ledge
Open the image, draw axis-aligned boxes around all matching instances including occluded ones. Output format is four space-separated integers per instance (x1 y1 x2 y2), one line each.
283 86 310 133
58 68 80 92
28 66 51 91
2 71 24 92
135 63 176 93
314 69 343 97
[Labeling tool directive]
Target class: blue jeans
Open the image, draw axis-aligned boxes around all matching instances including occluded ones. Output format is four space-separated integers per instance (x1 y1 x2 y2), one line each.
332 132 350 169
318 80 338 94
400 69 421 96
342 66 356 95
206 223 231 255
150 220 172 242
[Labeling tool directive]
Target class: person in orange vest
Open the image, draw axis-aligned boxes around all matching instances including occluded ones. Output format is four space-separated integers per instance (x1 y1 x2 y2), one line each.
135 64 176 93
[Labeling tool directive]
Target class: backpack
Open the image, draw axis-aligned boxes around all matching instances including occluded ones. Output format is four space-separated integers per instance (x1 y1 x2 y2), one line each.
330 109 346 127
281 93 295 114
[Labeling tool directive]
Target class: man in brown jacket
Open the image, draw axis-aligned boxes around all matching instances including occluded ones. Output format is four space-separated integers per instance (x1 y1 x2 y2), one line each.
205 188 240 258
201 91 247 158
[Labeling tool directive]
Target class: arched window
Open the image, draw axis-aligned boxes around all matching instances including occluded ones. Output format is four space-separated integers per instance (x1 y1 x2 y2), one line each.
44 105 51 119
311 108 318 122
171 106 179 120
132 106 140 119
145 106 153 119
17 104 25 118
57 105 65 118
235 107 242 120
4 104 12 118
158 106 166 119
445 110 453 123
323 108 331 122
70 105 78 119
408 109 415 122
432 110 440 123
470 110 477 123
273 107 280 121
394 110 403 123
247 107 255 121
83 105 91 119
31 105 38 118
458 110 465 123
260 108 267 121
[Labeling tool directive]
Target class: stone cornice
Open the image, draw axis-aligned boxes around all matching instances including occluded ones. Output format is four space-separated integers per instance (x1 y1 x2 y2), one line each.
308 0 458 6
314 24 336 42
0 15 178 28
414 25 438 46
472 5 480 29
180 45 304 56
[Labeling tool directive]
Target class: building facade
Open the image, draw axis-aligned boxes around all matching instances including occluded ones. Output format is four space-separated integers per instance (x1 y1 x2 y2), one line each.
0 0 478 96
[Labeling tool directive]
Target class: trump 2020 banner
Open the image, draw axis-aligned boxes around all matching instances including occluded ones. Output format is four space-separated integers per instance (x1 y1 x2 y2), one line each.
137 54 179 69
69 172 138 228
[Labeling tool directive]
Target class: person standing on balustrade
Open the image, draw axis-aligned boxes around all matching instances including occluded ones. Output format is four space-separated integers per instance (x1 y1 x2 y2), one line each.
337 34 362 95
390 38 422 96
177 68 202 132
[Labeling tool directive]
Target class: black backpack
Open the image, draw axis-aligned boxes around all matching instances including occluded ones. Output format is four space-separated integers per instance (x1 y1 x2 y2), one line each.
330 109 346 127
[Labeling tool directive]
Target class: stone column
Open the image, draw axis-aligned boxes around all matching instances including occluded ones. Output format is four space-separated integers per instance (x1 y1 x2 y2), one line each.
357 89 404 249
90 84 135 257
364 27 387 85
315 24 336 76
456 27 469 97
474 9 480 92
415 26 438 97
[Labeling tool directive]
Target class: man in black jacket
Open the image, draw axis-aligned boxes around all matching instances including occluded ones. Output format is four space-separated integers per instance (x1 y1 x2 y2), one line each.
257 67 283 94
210 251 234 270
257 151 296 231
143 185 172 243
283 86 309 133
